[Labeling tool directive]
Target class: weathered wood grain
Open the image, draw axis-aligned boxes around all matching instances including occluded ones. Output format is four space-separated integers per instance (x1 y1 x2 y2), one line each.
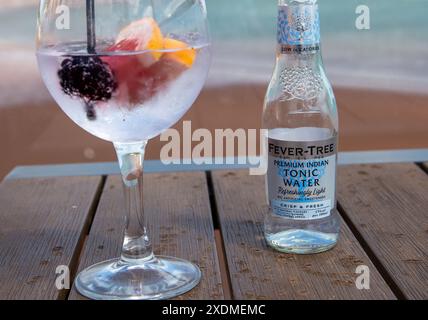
0 176 103 300
212 170 396 300
338 163 428 300
69 172 223 300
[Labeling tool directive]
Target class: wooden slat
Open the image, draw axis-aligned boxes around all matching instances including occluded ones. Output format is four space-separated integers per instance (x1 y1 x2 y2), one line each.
212 170 396 300
0 176 103 300
338 163 428 300
69 172 224 300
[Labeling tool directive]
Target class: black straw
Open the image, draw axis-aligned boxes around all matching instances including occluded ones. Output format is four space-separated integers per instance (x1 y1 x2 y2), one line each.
86 0 96 53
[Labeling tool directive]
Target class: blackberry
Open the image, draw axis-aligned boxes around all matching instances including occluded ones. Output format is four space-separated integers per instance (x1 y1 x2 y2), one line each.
58 56 117 120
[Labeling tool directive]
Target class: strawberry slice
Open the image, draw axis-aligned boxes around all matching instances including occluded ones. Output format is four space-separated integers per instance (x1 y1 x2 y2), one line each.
100 19 196 107
102 39 146 105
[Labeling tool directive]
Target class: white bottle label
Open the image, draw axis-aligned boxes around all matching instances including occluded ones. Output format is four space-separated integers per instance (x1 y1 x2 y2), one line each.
267 136 337 220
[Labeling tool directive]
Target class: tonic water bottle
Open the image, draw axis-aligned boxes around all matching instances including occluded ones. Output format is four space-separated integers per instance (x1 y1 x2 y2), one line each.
263 0 340 254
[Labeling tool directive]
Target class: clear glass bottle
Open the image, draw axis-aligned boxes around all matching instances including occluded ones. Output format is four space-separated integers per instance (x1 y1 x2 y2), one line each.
263 0 340 254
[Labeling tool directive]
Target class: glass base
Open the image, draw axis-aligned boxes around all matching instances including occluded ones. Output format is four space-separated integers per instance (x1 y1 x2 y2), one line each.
75 256 201 300
265 229 338 254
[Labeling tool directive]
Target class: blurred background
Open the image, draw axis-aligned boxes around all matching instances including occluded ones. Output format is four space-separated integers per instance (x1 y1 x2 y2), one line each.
1 0 427 179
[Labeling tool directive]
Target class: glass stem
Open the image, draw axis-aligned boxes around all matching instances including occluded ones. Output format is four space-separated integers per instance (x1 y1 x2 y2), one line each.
114 141 154 262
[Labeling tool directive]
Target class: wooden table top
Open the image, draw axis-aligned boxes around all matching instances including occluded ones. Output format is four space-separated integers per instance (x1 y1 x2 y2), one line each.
0 162 427 300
